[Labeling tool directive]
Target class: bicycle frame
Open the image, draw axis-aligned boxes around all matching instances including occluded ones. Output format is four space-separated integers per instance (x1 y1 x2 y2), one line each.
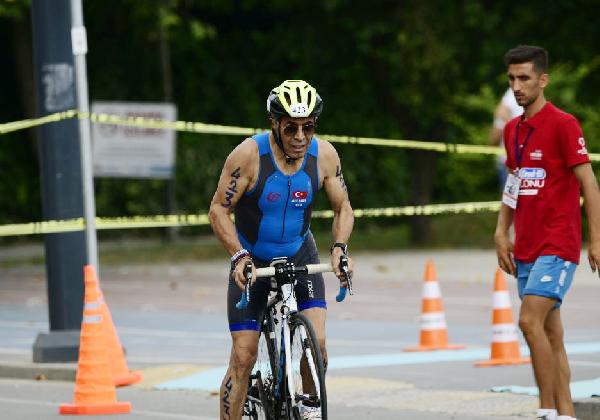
239 256 352 418
273 280 321 409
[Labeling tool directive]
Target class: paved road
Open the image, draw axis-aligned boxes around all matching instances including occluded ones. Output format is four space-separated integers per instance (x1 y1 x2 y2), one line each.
1 249 600 419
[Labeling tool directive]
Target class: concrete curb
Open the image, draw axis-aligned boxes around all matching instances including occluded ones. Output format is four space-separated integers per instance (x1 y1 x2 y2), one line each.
575 398 600 420
0 362 76 382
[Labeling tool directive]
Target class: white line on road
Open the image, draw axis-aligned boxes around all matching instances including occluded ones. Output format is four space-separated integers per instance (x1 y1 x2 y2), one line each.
134 409 214 419
0 397 213 420
571 360 600 368
0 396 55 407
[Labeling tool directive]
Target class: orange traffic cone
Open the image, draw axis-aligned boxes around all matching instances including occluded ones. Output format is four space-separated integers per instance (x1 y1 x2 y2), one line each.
88 266 142 387
404 261 465 352
59 265 132 415
475 267 530 367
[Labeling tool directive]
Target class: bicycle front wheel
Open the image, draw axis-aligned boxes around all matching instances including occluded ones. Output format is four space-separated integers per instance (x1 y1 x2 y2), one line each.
289 312 327 420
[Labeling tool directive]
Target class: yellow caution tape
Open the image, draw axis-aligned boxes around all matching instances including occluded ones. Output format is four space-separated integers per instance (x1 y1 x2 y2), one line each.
0 214 211 237
312 201 502 219
2 110 599 161
0 202 501 237
0 110 78 135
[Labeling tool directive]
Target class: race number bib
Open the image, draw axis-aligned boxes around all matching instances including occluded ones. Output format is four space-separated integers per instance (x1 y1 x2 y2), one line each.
502 172 521 209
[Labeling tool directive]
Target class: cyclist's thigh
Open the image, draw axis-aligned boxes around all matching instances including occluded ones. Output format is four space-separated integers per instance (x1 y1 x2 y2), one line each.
227 272 271 333
302 307 326 344
230 329 261 359
293 233 326 312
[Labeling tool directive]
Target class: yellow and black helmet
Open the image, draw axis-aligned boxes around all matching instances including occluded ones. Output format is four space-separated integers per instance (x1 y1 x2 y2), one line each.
267 80 323 120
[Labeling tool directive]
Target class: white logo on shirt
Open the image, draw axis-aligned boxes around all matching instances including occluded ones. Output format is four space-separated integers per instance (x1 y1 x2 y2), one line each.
530 149 543 160
577 137 588 155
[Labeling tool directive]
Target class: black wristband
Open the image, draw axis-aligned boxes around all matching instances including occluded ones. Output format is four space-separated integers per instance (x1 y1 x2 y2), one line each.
330 242 348 255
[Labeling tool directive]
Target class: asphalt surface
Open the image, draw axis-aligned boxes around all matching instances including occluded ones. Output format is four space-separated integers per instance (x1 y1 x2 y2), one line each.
1 248 600 419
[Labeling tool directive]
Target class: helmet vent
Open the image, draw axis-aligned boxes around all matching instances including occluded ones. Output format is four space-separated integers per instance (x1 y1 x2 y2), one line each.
295 87 301 102
284 91 292 106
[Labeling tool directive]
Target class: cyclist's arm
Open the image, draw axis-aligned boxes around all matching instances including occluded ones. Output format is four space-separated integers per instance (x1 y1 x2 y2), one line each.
319 140 354 277
209 139 258 256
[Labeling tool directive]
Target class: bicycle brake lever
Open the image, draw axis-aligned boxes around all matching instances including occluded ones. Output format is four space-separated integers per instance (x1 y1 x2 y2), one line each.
236 261 253 310
335 255 353 302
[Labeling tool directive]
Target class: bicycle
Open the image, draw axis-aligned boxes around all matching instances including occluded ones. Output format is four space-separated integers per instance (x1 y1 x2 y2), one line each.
236 255 353 420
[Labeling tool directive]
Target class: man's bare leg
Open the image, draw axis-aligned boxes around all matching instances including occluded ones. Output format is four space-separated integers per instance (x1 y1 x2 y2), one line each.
519 295 558 410
545 308 575 417
220 331 259 420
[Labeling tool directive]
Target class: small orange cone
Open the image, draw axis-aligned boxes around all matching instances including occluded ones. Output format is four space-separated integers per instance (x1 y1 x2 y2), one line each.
404 261 465 352
88 267 142 387
475 267 530 367
59 265 132 415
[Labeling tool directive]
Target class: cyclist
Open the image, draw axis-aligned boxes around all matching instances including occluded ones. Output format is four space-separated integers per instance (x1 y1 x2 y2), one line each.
209 79 355 420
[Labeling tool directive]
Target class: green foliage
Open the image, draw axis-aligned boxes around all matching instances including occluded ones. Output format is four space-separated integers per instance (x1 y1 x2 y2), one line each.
0 0 29 19
1 1 600 245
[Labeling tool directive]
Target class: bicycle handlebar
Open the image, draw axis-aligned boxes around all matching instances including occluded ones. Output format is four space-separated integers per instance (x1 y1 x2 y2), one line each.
235 257 353 310
254 263 333 278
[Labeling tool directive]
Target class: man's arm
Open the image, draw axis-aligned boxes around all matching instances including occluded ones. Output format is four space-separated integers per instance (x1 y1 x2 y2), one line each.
319 140 354 278
494 204 515 275
573 163 600 273
208 139 257 288
490 103 511 146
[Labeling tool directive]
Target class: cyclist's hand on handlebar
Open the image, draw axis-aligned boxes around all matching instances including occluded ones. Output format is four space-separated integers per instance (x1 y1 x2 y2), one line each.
331 249 353 286
233 257 256 291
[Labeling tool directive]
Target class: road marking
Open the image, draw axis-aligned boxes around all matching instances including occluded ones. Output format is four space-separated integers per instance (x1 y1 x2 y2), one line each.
0 397 212 419
492 376 600 399
571 360 600 368
134 409 214 419
0 396 55 407
156 341 600 391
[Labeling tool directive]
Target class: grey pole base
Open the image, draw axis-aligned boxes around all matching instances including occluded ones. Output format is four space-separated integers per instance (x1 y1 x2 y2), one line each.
32 330 80 362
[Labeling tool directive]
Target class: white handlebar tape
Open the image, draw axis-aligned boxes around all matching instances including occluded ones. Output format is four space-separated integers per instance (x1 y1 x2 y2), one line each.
255 263 333 278
307 263 333 274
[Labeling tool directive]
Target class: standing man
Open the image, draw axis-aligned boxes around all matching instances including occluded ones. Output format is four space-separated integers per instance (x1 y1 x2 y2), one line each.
209 80 354 420
495 45 600 420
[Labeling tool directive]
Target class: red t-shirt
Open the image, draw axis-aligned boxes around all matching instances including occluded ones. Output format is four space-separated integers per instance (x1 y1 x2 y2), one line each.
504 102 590 264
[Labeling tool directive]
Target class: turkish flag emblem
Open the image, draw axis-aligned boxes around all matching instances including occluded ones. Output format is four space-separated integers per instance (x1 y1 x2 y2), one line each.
292 191 308 199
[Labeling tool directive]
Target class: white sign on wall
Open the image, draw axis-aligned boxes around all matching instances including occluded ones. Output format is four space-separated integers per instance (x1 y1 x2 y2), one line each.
91 101 177 179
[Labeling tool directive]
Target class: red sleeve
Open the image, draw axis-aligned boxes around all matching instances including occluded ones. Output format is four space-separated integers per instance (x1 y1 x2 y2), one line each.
559 117 590 168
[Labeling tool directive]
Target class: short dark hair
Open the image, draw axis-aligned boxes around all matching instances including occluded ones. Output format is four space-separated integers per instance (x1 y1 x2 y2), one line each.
504 45 548 73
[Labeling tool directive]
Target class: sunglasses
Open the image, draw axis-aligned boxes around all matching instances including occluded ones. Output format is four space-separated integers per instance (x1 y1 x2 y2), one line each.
282 122 316 137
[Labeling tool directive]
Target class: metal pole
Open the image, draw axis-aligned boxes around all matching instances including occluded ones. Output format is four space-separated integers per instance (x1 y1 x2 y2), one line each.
31 0 86 362
70 0 98 270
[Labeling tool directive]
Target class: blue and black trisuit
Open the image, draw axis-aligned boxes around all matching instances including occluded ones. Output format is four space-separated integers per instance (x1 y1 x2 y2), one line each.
227 132 326 332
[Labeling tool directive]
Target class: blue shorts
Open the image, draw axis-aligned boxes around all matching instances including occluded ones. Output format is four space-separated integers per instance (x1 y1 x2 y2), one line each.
227 233 326 332
515 255 577 308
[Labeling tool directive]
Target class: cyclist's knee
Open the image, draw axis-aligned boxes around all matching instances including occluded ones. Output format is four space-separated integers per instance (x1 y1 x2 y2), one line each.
231 346 257 375
230 334 259 374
